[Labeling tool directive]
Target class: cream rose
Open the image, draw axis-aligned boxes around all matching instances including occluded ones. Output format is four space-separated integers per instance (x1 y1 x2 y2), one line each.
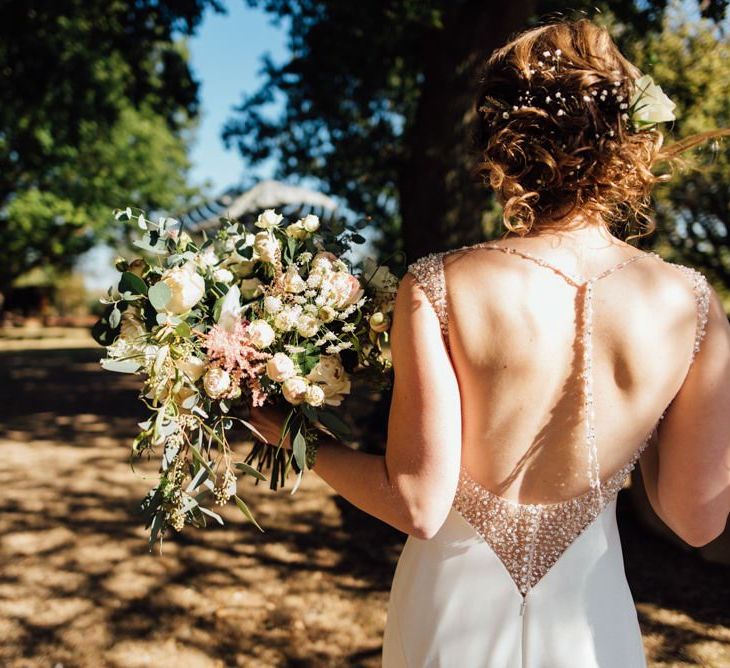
255 208 284 229
240 277 264 300
311 251 338 271
179 355 206 382
254 231 279 263
281 376 310 405
247 319 275 348
369 311 390 333
266 352 296 382
212 267 234 284
325 271 364 309
160 263 205 314
301 214 320 233
203 367 231 399
285 221 308 240
306 355 351 406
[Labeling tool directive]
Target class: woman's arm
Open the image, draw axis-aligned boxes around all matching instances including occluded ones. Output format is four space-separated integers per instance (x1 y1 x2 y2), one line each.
251 272 463 539
639 285 730 547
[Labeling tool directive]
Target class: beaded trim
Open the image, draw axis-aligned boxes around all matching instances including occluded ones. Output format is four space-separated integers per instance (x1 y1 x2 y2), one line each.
407 252 450 349
672 264 711 363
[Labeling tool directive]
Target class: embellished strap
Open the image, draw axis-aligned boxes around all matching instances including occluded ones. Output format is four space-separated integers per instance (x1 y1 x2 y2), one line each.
673 264 711 366
407 252 450 349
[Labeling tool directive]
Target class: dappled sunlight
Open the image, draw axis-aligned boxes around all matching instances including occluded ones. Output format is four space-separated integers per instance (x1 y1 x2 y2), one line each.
0 346 727 666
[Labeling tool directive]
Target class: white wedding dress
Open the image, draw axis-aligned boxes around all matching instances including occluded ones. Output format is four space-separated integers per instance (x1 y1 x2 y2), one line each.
381 243 711 668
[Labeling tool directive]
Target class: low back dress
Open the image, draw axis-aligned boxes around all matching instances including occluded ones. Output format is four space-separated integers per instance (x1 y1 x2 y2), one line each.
381 242 711 668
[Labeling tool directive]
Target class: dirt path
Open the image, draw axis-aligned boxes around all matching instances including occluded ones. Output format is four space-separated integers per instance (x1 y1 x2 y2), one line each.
0 346 727 667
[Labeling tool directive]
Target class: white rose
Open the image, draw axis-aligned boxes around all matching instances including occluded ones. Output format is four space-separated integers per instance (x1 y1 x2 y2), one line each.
369 311 390 333
254 231 279 263
281 376 310 405
266 352 296 382
160 263 206 314
273 305 301 332
301 214 320 233
304 383 326 407
324 271 364 309
203 367 231 399
255 209 284 229
282 266 307 293
212 267 234 284
285 221 308 240
630 74 676 126
179 355 206 382
264 295 283 314
296 314 321 338
197 247 219 268
306 355 351 406
240 277 264 300
248 319 275 348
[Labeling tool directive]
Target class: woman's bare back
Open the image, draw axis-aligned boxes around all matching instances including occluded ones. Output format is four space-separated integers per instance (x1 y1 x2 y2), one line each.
442 234 708 505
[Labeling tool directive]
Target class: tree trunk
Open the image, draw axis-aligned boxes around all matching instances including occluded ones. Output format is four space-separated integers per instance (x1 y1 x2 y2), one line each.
399 1 537 261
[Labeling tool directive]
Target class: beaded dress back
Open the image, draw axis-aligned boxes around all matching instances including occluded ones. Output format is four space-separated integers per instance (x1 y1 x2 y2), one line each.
407 242 711 602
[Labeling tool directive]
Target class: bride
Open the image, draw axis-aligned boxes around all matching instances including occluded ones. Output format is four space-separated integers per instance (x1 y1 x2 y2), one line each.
250 18 730 667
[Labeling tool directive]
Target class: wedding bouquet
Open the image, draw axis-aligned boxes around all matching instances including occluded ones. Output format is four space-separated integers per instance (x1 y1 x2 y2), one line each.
93 207 398 547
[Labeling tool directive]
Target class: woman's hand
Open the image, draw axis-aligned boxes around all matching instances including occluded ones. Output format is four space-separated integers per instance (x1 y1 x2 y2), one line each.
247 404 293 450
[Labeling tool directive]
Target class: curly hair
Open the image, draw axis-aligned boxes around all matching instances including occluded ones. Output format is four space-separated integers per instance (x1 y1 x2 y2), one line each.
472 18 730 240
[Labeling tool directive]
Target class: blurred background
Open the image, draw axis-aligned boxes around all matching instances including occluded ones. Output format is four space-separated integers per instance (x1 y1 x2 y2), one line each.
0 0 729 666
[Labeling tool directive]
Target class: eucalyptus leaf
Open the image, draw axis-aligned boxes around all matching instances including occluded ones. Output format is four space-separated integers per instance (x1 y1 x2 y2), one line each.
148 281 171 311
234 495 264 532
199 506 224 525
317 409 352 440
234 461 267 481
109 307 121 328
292 429 306 470
119 271 148 296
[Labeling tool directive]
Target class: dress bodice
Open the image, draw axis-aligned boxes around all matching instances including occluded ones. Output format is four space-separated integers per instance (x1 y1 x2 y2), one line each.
406 242 711 600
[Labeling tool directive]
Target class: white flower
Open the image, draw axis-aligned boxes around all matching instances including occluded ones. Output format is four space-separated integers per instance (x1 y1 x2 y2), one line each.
160 263 205 314
281 376 310 405
311 251 338 271
273 305 302 332
203 367 231 399
322 271 364 309
304 383 326 407
247 319 275 348
296 314 321 338
369 311 390 333
285 221 308 240
300 214 320 233
318 305 337 323
179 355 207 382
629 74 676 126
266 352 296 382
264 295 283 314
197 246 219 268
254 231 279 263
341 323 356 333
255 209 284 229
306 355 351 406
282 266 307 293
212 267 234 284
217 285 242 332
240 277 264 300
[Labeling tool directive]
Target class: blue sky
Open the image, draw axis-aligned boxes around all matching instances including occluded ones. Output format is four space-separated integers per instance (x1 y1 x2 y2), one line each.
187 3 288 194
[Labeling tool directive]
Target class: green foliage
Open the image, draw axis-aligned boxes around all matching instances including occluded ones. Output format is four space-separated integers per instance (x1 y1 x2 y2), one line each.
625 7 730 288
0 0 223 293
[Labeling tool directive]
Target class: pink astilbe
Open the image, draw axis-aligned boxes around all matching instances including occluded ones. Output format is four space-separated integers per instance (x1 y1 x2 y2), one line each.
203 317 271 399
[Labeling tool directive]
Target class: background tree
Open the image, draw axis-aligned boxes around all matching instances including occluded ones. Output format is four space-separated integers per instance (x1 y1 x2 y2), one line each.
0 0 224 304
224 0 730 275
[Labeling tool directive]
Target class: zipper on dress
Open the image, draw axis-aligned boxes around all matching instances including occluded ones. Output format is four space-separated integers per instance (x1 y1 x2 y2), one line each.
519 594 527 616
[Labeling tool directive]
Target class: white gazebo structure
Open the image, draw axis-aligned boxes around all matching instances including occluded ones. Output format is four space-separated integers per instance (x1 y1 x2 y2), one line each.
182 179 339 232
